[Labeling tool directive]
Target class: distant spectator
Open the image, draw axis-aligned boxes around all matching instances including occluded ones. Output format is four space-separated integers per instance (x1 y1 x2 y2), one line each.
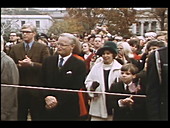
116 41 137 66
128 38 142 60
81 42 95 74
48 35 58 55
36 33 49 46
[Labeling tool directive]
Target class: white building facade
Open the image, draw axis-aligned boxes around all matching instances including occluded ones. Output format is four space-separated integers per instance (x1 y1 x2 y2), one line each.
1 14 54 34
131 12 161 36
1 8 166 37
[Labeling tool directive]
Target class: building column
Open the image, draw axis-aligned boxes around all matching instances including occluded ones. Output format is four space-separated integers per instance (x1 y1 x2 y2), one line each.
156 21 161 32
140 21 144 36
148 21 152 31
132 23 137 35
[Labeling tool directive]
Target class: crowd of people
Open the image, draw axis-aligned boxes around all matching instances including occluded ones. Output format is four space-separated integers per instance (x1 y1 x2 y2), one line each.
1 23 168 121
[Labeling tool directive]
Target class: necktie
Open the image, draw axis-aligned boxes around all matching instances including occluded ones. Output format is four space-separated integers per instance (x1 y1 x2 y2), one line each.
25 44 30 55
126 84 129 92
58 57 64 68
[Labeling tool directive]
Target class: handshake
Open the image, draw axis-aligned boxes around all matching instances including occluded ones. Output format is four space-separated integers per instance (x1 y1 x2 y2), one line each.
90 81 100 91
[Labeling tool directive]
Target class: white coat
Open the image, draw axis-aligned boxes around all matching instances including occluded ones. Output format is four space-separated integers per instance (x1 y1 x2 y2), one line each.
85 59 122 118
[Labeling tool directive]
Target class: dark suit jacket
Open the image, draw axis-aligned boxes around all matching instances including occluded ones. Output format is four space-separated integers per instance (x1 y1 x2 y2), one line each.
9 42 50 86
146 47 168 120
41 55 87 120
109 81 147 121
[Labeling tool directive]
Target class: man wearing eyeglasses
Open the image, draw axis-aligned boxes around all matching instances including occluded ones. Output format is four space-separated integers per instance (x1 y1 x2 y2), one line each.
41 33 87 120
9 23 50 121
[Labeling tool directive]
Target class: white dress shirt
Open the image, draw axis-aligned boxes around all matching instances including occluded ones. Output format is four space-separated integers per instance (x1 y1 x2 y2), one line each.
58 53 72 67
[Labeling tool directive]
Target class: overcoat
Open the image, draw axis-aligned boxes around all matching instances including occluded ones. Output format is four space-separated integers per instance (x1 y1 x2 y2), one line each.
85 59 122 118
1 51 19 120
41 55 87 120
146 47 168 120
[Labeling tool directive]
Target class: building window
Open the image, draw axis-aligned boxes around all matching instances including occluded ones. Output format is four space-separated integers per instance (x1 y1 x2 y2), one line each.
21 21 25 26
136 22 141 36
144 22 149 33
36 21 40 28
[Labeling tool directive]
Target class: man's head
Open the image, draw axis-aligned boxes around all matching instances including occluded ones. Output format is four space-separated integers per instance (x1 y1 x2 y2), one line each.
120 63 139 84
56 33 78 57
20 23 37 43
9 32 18 42
93 37 103 50
146 40 166 55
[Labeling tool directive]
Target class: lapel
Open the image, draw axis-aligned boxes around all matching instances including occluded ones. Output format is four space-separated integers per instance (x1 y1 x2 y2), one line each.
20 43 27 59
56 55 74 78
120 82 126 92
53 55 60 73
56 55 73 71
61 55 74 68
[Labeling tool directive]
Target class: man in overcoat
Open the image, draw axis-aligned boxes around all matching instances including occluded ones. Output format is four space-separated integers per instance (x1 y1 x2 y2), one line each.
1 35 19 121
146 46 168 120
41 33 87 120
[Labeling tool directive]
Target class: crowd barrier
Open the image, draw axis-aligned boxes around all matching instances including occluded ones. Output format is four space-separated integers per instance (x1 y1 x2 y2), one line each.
1 84 146 98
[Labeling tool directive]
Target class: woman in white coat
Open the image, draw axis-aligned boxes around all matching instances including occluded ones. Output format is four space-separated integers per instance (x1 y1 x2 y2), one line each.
85 41 122 121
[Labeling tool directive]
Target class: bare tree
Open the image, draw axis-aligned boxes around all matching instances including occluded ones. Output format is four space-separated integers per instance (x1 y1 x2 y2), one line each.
1 19 19 36
150 8 168 31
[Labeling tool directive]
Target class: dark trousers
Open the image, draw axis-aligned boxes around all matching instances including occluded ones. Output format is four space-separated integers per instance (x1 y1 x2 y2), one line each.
18 88 45 121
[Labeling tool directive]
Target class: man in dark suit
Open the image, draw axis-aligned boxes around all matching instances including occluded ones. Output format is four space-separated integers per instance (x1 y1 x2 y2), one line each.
146 46 168 120
9 23 50 121
41 33 87 120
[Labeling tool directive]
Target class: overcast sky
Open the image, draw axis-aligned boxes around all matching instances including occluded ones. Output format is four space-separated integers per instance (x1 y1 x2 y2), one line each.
33 8 151 10
33 8 66 10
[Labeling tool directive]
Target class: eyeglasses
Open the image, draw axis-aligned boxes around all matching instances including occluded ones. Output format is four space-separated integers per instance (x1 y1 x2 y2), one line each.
21 31 33 34
56 43 70 47
10 34 17 36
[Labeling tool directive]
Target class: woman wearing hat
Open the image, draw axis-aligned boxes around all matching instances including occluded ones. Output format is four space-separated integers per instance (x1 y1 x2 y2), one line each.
85 41 122 121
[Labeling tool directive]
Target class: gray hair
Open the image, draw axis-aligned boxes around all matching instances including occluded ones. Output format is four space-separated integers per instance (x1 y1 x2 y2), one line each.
117 41 133 55
59 33 81 54
59 33 77 44
21 23 37 33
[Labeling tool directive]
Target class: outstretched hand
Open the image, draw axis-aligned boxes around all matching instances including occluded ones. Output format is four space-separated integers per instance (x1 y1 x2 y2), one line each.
121 95 134 106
